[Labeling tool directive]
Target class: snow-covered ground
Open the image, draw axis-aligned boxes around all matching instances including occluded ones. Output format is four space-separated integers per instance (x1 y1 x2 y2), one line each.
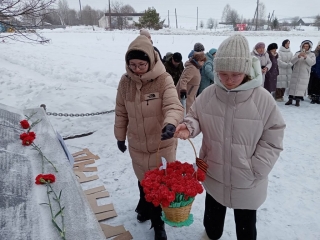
1 27 320 240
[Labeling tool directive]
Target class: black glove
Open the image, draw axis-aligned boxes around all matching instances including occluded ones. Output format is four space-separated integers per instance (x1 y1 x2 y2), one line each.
180 90 187 99
161 124 176 140
117 141 127 153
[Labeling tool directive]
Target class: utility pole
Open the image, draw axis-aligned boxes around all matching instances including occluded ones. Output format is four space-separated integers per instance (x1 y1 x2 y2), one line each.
255 0 259 31
175 8 178 28
196 7 198 30
168 10 170 28
78 0 82 24
108 0 112 29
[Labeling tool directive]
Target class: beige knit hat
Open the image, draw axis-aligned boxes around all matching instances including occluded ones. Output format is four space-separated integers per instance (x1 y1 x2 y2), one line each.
140 29 151 38
214 34 252 76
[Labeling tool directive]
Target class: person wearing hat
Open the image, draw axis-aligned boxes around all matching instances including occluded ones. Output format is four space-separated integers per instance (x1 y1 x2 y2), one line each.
286 40 316 106
197 48 217 96
176 52 207 113
163 52 184 86
276 39 293 102
140 29 162 61
187 42 205 58
114 35 184 240
251 42 272 86
174 34 285 240
265 43 279 93
308 41 320 104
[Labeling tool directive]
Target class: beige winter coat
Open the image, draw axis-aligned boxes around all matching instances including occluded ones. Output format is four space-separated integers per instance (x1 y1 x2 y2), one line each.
114 36 184 181
183 56 286 210
176 60 201 113
251 49 272 85
288 44 316 96
277 46 293 88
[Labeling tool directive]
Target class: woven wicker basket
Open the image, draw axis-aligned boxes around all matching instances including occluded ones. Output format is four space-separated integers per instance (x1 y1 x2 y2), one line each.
156 139 200 223
161 200 194 223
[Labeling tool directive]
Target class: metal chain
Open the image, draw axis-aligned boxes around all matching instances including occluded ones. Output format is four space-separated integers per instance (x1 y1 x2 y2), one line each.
46 109 115 117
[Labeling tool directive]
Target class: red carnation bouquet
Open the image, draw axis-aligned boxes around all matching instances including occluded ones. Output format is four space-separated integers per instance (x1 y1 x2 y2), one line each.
141 161 205 208
141 157 206 227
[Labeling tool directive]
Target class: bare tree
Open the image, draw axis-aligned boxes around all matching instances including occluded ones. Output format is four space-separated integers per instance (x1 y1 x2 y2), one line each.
315 15 320 31
228 9 240 26
221 4 239 26
0 0 56 43
258 2 266 23
207 18 214 30
67 9 79 26
221 4 231 22
200 20 204 29
213 19 218 30
57 0 69 25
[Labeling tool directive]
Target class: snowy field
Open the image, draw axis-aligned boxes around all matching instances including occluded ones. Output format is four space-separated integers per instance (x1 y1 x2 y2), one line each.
1 27 320 240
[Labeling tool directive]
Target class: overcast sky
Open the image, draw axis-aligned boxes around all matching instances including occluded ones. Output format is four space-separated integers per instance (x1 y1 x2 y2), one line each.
67 0 320 28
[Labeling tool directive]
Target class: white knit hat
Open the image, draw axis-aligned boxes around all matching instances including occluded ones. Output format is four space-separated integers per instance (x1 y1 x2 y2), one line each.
214 34 252 76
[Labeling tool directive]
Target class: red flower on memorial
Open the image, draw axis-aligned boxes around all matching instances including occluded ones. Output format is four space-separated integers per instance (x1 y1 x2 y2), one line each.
20 132 36 140
35 174 56 184
20 120 30 129
22 136 35 146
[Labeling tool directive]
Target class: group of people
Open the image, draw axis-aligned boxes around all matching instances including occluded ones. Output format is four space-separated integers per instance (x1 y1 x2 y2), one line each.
114 30 289 240
252 39 320 106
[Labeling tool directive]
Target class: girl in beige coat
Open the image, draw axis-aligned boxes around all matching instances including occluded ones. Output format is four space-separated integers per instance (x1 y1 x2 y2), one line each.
114 35 184 240
176 52 206 113
175 35 285 240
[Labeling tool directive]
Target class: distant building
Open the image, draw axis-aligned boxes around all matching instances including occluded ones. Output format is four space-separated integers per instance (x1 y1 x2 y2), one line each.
297 18 314 26
99 13 144 29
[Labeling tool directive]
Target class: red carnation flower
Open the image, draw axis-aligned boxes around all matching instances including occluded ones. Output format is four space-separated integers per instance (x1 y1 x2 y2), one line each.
20 120 30 129
28 132 36 139
20 132 36 141
22 136 35 146
35 174 56 184
20 133 28 140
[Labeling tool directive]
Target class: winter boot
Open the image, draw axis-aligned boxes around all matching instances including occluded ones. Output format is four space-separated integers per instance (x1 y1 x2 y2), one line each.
154 224 167 240
137 211 150 222
285 99 293 105
295 99 300 107
310 95 317 104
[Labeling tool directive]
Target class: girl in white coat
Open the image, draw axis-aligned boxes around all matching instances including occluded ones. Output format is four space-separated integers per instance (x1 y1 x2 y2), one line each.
286 40 316 106
174 35 285 240
275 39 293 101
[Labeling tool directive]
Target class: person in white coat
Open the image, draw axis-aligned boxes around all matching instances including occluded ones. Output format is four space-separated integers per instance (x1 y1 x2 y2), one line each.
174 34 285 240
275 39 293 101
286 40 316 106
251 42 272 86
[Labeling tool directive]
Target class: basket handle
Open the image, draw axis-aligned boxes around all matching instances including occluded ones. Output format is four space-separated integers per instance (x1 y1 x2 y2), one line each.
156 138 197 168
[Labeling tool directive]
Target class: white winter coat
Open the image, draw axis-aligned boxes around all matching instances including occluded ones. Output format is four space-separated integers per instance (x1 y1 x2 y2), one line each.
277 46 293 88
288 43 316 96
251 49 272 85
182 56 286 210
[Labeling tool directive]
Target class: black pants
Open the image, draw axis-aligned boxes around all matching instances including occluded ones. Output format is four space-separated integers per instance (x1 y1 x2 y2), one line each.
136 181 163 227
289 95 303 100
204 193 257 240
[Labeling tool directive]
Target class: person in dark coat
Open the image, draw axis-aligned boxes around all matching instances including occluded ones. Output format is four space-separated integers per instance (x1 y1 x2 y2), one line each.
265 43 279 93
140 29 162 61
308 41 320 104
164 52 184 86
